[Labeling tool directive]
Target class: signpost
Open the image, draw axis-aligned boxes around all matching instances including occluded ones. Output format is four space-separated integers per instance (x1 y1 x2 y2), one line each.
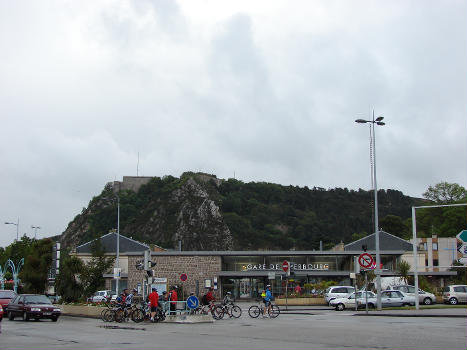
282 260 290 311
186 295 199 310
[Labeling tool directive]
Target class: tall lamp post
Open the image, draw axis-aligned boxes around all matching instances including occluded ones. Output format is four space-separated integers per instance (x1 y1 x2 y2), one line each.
355 110 386 311
5 218 19 241
112 183 121 296
31 225 41 239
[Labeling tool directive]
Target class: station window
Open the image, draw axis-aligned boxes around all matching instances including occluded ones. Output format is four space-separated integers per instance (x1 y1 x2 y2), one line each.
432 242 438 251
433 259 439 267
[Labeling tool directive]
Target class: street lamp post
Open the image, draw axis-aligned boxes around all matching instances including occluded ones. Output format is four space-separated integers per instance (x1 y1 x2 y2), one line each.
31 225 41 239
5 218 19 241
356 110 386 311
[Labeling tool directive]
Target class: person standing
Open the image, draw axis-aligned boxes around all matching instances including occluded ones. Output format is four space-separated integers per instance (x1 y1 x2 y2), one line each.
169 286 178 315
148 287 159 322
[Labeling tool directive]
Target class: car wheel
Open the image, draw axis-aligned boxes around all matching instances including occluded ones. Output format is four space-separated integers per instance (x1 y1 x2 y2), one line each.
423 297 432 305
449 297 458 305
368 303 375 309
8 311 14 321
402 303 410 307
336 303 345 311
51 316 58 322
22 312 29 321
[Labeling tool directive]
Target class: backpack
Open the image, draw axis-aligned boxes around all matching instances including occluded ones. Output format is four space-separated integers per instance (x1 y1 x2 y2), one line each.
201 294 208 305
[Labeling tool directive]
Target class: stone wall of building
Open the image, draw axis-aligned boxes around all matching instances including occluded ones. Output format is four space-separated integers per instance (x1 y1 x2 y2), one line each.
126 254 223 299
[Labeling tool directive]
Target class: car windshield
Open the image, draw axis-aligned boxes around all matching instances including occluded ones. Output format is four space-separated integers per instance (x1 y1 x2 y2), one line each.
24 295 52 304
0 290 16 299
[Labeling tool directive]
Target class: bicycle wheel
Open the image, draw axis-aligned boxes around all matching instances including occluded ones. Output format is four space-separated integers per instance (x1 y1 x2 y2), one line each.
269 305 280 318
248 305 261 318
100 308 108 322
131 308 144 323
114 309 125 323
212 305 224 320
103 309 115 322
230 305 242 318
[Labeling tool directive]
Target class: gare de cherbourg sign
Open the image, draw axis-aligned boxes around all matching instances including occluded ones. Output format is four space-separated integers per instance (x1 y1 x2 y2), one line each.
245 262 330 271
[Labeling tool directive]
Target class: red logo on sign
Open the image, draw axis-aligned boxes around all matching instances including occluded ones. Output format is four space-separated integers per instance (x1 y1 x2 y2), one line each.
282 260 289 272
358 253 374 269
180 273 187 282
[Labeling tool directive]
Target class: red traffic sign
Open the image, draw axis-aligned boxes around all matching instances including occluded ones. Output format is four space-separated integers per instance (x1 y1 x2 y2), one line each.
180 273 188 282
282 260 290 272
358 253 374 269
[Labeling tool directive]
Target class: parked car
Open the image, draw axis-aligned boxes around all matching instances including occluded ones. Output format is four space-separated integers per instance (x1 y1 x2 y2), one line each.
89 290 114 303
330 291 376 311
325 286 355 305
47 295 61 304
0 290 17 313
0 304 3 321
381 290 415 307
443 285 467 305
390 285 436 305
7 294 61 322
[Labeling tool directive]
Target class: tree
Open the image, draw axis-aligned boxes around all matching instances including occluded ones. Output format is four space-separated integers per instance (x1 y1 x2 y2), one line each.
20 238 54 293
397 260 411 285
55 253 84 302
380 215 409 239
423 182 467 204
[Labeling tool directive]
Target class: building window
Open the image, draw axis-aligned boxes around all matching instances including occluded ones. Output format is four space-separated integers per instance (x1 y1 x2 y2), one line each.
432 242 438 251
433 259 439 267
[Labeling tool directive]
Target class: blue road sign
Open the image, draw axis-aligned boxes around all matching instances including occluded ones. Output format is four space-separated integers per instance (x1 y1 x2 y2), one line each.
186 295 199 309
456 230 467 243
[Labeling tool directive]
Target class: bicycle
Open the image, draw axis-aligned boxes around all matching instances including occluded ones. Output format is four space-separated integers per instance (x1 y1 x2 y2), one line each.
248 299 280 318
196 302 224 320
214 302 242 319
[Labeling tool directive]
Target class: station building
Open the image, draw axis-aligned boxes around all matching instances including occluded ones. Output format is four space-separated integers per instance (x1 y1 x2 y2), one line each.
74 231 458 299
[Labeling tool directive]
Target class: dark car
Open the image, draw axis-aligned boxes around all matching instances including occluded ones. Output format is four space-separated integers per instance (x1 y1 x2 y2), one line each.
7 294 61 322
0 290 17 313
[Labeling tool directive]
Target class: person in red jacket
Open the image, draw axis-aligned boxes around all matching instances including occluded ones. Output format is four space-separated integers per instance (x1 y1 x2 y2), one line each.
148 287 159 322
206 287 215 304
169 286 178 315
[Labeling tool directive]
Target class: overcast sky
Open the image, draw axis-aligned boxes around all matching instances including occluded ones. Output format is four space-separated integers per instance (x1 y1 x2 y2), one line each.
1 0 466 247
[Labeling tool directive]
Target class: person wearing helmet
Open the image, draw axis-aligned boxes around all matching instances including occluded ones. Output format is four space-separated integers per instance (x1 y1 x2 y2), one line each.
264 285 273 317
222 291 234 306
148 287 159 322
125 288 137 306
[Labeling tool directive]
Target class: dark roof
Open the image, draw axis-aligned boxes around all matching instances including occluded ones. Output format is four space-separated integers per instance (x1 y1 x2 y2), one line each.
344 231 413 251
76 232 149 254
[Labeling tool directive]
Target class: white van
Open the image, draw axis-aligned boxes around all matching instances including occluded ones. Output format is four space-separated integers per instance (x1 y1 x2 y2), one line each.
325 286 355 305
90 290 114 303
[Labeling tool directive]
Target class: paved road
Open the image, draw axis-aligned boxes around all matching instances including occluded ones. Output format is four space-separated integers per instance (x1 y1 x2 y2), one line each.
1 310 466 350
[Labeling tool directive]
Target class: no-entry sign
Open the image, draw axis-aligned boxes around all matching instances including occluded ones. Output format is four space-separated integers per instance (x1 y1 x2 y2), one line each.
358 253 374 269
282 260 290 273
180 273 188 282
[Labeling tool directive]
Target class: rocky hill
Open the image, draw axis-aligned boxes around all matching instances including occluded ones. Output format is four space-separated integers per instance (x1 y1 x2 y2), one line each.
60 172 423 251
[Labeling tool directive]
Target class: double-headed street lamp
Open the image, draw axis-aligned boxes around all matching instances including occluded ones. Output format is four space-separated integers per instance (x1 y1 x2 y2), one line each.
5 218 19 241
31 225 41 239
355 110 386 311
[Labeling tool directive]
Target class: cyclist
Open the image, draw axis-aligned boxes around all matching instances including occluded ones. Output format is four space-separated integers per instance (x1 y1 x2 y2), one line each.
264 285 273 317
206 287 215 304
148 287 159 322
222 291 233 305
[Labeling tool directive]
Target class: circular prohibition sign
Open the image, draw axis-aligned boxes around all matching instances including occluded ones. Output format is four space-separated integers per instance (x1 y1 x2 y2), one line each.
358 253 374 269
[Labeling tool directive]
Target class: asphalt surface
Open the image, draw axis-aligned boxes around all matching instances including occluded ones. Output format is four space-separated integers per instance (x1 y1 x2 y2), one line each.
1 305 466 350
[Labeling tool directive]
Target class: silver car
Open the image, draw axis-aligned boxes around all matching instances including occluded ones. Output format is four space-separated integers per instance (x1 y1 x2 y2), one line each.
443 285 467 305
390 285 436 305
381 290 415 307
330 291 376 311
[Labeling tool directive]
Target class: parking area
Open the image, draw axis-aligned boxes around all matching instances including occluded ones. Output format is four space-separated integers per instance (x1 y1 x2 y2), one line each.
1 307 466 350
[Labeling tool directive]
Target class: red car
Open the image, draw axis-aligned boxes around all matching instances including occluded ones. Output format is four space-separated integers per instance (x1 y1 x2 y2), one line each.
7 294 61 322
0 290 17 313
